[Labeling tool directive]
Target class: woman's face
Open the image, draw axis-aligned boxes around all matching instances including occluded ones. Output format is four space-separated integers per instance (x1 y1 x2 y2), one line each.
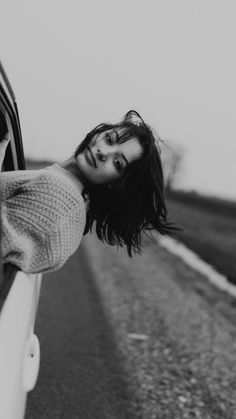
75 129 143 185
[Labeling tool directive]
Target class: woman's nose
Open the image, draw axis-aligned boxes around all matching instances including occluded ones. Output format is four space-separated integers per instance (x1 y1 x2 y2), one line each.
97 147 107 161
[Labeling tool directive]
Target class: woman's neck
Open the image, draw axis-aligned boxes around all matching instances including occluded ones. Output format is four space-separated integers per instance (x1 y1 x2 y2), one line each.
59 156 90 190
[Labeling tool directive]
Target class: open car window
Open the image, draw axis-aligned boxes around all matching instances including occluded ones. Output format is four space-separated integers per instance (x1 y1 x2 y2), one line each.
0 61 25 171
0 61 25 309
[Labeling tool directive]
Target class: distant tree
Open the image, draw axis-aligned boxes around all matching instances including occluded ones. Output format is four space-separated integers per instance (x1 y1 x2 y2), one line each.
161 140 185 191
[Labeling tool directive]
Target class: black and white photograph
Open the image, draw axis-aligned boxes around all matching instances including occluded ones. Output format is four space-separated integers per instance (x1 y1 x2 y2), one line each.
0 1 235 418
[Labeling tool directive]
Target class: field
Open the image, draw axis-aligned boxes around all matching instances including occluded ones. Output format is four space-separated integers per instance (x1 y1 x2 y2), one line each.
166 190 236 285
25 158 54 170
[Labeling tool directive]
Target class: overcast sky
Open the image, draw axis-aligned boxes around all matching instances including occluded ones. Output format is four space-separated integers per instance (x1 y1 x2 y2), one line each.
1 0 235 200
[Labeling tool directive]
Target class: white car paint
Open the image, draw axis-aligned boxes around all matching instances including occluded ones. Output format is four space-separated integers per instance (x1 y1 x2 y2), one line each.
0 272 42 419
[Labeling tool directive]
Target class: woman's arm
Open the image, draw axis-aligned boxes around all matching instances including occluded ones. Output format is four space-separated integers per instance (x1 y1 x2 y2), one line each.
0 132 10 169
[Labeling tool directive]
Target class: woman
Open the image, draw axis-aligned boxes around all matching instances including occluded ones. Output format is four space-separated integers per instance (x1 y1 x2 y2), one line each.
0 110 173 274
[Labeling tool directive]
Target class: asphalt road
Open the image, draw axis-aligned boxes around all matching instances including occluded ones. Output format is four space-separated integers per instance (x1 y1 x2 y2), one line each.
25 234 236 419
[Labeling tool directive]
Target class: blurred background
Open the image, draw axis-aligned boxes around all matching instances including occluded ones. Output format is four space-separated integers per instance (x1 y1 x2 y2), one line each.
1 0 235 200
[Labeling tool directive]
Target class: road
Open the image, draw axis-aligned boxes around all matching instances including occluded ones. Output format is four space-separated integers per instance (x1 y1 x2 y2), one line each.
25 234 236 419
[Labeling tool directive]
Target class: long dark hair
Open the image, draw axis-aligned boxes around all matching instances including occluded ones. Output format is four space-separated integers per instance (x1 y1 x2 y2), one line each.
74 110 175 256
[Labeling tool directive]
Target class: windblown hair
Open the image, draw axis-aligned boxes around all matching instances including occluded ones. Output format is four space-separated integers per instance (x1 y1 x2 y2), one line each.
74 110 175 256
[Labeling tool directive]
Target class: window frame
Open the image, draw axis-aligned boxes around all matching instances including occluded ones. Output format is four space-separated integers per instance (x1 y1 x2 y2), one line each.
0 61 25 171
0 61 26 308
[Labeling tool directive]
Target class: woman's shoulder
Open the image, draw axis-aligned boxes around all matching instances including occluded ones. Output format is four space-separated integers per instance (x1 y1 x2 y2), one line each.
45 163 84 194
1 165 87 231
0 168 40 200
34 164 89 212
1 164 86 207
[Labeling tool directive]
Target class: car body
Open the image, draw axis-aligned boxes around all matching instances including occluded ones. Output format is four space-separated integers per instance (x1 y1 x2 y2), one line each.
0 61 42 419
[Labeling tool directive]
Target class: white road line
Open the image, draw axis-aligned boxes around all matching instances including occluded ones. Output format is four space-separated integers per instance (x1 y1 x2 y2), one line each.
153 233 236 298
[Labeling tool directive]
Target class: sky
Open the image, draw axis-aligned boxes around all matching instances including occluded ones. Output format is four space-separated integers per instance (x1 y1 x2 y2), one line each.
1 0 236 200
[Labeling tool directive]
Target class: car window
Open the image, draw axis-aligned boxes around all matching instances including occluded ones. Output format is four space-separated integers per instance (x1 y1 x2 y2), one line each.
0 61 25 308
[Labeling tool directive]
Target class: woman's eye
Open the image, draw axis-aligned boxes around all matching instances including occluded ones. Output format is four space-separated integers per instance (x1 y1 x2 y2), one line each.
105 133 113 144
114 156 122 171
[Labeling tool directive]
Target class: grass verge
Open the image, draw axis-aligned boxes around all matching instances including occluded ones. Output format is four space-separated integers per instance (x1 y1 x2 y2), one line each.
166 191 236 285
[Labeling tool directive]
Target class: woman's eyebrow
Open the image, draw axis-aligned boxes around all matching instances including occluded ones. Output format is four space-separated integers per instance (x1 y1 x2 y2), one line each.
114 130 129 166
122 154 129 167
114 130 120 143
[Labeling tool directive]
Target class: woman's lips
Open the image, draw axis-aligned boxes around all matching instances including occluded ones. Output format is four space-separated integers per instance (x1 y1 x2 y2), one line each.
86 147 97 167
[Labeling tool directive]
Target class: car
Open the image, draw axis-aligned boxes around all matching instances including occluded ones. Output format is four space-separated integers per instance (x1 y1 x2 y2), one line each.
0 60 42 419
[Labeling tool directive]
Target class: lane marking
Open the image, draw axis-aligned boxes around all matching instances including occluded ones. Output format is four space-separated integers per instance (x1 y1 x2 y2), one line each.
153 233 236 298
127 333 148 341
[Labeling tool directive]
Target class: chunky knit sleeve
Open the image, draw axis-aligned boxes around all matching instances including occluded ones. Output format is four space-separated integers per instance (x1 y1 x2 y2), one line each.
0 168 86 273
45 204 86 273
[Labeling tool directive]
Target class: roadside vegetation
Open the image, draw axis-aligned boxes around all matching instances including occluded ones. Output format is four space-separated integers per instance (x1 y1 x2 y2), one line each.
25 158 54 170
167 190 236 285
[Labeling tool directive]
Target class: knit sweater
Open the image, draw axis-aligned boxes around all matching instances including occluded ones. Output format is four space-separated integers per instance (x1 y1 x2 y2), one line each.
0 164 87 274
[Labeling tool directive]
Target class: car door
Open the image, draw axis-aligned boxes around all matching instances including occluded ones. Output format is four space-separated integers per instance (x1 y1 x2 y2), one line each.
0 61 42 419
